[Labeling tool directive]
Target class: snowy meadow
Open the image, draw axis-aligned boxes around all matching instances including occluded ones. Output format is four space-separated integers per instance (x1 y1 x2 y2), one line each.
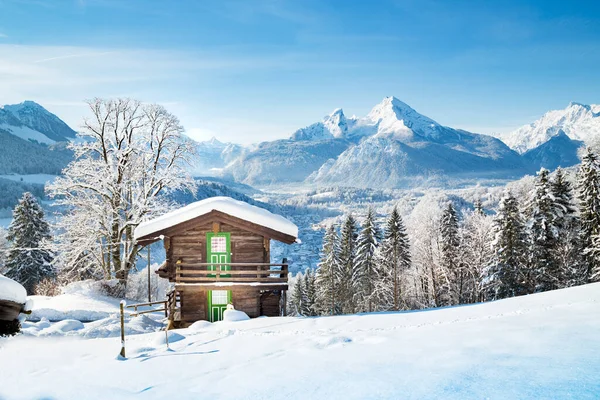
1 283 599 399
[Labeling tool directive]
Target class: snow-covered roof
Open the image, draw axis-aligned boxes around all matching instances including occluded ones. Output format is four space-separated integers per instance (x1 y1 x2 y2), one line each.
0 274 27 304
134 196 298 241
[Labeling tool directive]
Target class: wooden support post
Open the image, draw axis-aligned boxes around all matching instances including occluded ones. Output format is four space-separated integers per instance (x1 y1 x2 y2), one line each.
147 245 152 302
119 300 126 358
282 290 287 316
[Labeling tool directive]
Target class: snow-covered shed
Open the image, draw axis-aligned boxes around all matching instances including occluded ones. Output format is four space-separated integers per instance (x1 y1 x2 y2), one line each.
134 197 298 326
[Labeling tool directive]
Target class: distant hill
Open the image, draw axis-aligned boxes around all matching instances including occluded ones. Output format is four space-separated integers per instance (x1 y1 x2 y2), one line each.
0 101 75 176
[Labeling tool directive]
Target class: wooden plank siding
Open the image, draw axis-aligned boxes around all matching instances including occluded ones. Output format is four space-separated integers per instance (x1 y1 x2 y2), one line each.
154 214 289 325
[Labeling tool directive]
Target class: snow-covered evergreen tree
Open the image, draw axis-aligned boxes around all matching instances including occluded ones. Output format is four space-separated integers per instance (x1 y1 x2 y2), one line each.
316 224 342 315
0 227 8 274
438 203 463 306
290 271 306 316
4 192 54 294
474 199 485 216
374 207 411 310
353 208 380 312
577 147 600 282
338 214 358 313
487 190 528 299
526 168 560 292
551 168 584 286
303 268 317 316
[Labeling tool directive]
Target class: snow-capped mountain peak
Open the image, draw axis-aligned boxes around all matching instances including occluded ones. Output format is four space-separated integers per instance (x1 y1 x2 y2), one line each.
349 96 441 140
322 108 350 138
502 102 600 154
290 107 351 141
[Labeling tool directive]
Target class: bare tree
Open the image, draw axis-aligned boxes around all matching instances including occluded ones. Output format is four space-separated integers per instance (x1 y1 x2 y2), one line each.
48 98 196 282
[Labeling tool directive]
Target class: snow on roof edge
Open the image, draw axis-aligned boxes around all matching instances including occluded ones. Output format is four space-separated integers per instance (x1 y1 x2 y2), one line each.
134 196 298 241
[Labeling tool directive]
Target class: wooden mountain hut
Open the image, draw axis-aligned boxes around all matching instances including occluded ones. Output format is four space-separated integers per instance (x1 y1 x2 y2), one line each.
134 196 298 327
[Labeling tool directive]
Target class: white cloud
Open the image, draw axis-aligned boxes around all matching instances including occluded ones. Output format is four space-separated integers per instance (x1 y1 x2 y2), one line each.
0 33 7 38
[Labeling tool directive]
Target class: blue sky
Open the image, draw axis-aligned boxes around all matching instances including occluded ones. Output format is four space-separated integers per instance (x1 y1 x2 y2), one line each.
1 0 599 144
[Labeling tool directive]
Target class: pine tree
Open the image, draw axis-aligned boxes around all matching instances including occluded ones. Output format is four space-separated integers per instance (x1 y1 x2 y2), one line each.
353 208 380 312
487 191 528 299
438 203 462 305
303 268 317 316
577 147 600 282
374 207 411 310
527 168 560 292
338 214 358 313
0 227 8 274
290 272 306 316
474 199 485 216
316 224 342 315
4 192 54 294
551 168 583 286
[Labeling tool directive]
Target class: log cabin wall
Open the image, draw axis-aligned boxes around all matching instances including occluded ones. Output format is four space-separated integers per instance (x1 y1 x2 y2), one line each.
167 218 277 323
170 221 267 265
178 287 282 325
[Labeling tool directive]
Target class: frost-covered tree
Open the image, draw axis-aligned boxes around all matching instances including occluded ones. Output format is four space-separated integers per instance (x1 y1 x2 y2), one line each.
526 168 560 292
290 271 306 316
338 214 358 313
461 210 494 303
353 208 380 312
438 203 463 306
303 268 317 316
551 168 584 286
0 227 8 274
408 195 444 308
577 147 600 282
487 191 528 299
374 207 411 310
48 98 196 282
4 192 54 294
316 224 342 315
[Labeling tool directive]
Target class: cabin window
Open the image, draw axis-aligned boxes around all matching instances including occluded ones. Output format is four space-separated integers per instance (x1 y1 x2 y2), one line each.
211 290 229 305
211 236 227 253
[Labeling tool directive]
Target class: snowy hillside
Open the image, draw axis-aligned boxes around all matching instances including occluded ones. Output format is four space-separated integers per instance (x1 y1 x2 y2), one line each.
502 102 600 154
522 130 584 170
2 101 77 143
0 101 74 177
1 283 599 399
224 97 528 188
224 138 351 184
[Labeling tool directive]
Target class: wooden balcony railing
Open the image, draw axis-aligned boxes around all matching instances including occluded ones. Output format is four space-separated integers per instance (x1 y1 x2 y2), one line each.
175 262 289 284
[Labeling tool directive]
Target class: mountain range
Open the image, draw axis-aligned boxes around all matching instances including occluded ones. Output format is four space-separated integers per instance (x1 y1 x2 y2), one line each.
215 97 595 188
0 98 597 191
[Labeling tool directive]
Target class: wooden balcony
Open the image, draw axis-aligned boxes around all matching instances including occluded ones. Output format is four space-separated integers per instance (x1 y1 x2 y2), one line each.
175 262 289 285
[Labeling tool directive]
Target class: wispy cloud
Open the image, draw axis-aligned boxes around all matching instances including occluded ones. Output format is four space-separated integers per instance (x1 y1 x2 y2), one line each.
0 33 7 38
34 51 114 63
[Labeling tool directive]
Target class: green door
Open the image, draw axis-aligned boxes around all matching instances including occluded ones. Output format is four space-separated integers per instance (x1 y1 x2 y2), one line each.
206 232 231 278
207 232 232 322
207 290 232 322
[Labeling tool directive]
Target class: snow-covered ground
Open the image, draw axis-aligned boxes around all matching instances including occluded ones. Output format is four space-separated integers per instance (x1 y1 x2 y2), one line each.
0 174 58 185
0 283 599 399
